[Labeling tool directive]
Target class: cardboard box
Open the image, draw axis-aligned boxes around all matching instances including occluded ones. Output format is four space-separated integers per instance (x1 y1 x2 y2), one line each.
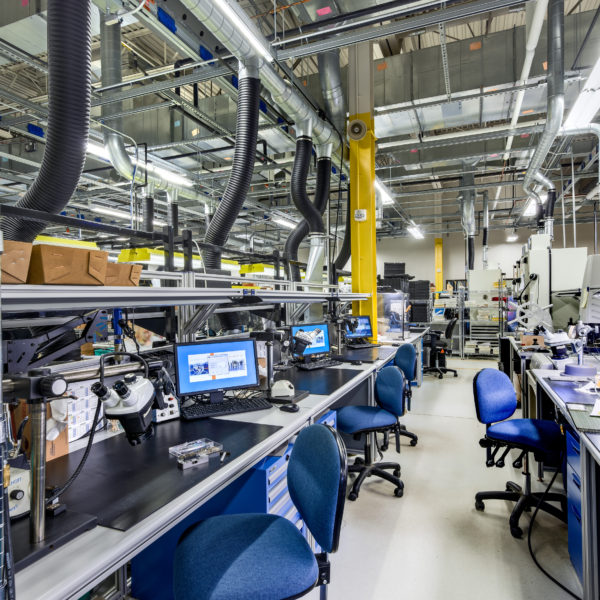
27 244 108 285
520 334 545 348
2 240 33 284
12 401 69 462
105 263 142 286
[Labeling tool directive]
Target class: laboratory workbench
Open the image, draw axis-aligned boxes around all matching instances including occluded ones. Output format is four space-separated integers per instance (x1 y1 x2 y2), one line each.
16 345 403 600
530 369 600 600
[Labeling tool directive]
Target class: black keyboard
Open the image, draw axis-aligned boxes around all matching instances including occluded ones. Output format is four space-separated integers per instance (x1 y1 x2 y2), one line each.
346 342 381 350
296 359 342 371
180 395 272 420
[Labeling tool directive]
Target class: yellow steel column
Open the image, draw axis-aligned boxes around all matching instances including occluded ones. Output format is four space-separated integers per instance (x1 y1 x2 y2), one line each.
348 42 377 339
434 237 444 291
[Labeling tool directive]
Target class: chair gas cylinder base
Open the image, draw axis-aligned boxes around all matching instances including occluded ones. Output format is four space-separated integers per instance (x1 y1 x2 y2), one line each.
337 367 406 501
473 368 567 539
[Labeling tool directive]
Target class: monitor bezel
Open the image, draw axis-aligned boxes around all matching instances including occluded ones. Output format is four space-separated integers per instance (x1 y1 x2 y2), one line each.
290 322 331 358
173 338 260 398
344 315 373 339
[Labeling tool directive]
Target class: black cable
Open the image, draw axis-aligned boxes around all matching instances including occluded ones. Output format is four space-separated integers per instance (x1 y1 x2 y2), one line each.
527 450 581 600
45 399 102 506
3 488 16 600
119 312 140 353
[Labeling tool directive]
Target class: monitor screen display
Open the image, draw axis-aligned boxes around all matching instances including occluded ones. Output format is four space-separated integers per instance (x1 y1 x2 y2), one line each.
290 323 330 356
345 316 373 339
174 339 259 397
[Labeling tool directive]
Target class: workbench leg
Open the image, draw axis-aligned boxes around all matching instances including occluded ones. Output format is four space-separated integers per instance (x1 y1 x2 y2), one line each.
581 446 599 600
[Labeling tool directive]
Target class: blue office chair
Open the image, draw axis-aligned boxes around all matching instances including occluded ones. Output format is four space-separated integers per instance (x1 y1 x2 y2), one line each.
336 366 405 501
392 344 419 447
173 424 347 600
473 368 566 538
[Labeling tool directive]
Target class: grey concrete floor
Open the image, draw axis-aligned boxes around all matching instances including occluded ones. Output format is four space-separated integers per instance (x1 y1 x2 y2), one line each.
308 358 582 600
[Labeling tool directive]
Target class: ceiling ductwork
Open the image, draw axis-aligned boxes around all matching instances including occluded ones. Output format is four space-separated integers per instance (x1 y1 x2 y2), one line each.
521 0 564 223
318 50 347 139
178 0 338 150
100 13 207 202
1 0 92 242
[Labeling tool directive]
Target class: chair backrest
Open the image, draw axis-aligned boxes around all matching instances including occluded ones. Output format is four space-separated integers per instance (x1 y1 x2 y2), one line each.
445 317 458 340
473 368 517 424
394 343 417 381
375 366 406 417
287 424 347 554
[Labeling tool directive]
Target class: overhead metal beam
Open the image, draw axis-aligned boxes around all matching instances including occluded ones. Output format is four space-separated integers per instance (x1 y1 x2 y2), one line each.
276 0 529 59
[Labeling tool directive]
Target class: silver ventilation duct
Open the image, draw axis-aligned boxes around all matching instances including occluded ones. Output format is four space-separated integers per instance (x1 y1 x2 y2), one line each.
100 14 205 200
178 0 338 150
318 50 347 138
482 190 489 269
521 0 564 218
461 173 476 271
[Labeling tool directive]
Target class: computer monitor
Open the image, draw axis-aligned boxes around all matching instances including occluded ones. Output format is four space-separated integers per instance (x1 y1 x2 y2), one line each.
174 338 259 403
345 316 373 339
290 323 330 357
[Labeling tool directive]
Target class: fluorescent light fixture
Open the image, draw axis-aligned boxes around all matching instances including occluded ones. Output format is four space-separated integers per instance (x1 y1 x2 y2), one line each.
91 206 167 227
272 216 295 229
564 56 600 129
214 0 274 63
146 164 193 188
375 179 395 205
507 233 518 242
87 142 193 188
407 225 424 239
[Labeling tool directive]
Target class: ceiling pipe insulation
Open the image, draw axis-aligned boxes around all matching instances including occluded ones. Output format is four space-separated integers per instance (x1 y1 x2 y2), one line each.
1 0 92 242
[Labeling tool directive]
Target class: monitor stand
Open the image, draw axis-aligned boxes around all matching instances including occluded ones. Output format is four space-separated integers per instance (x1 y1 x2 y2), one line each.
209 390 225 404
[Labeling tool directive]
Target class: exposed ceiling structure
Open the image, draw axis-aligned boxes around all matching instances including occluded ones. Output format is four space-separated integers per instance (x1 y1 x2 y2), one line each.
1 0 600 253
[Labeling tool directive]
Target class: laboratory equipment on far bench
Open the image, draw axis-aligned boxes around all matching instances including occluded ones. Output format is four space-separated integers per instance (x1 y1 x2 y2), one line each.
344 315 380 349
173 338 272 420
291 323 341 370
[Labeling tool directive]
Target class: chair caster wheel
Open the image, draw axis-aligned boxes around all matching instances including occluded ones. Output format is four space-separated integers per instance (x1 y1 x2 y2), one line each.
410 439 418 447
510 526 523 539
393 468 401 477
381 444 389 451
394 487 404 498
453 373 458 377
475 499 485 511
438 374 443 379
348 492 358 501
354 457 364 465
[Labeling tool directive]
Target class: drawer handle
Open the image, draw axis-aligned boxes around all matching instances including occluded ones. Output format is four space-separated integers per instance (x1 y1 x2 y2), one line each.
570 440 581 456
571 504 582 524
572 473 581 491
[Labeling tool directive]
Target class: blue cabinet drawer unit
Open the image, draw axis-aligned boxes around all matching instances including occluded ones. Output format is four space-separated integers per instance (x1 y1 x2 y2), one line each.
565 429 582 583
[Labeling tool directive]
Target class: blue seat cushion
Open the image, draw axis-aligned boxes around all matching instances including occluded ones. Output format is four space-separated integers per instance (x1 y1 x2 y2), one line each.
336 405 397 434
174 513 318 600
487 418 562 454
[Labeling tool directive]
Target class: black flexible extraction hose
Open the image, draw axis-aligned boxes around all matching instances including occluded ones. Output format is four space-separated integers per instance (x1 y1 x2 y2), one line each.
482 226 488 248
291 138 325 235
1 0 91 242
333 196 351 277
201 73 260 332
467 236 475 271
546 189 557 218
284 156 331 281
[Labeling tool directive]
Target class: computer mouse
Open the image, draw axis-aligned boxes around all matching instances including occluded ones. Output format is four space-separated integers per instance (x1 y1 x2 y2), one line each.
280 403 299 413
351 360 362 365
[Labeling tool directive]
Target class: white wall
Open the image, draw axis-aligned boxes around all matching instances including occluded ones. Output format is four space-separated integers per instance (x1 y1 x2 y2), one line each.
299 221 598 283
373 223 598 283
